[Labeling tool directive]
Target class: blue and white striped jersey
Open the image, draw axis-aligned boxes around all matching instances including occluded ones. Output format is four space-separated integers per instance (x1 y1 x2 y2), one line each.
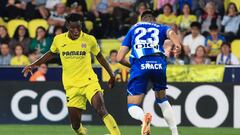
122 22 171 63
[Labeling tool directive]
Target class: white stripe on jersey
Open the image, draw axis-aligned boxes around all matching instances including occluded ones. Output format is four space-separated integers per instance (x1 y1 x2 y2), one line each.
136 48 144 58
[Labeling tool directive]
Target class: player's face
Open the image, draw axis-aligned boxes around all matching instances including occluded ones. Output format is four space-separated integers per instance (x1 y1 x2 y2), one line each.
141 14 155 22
67 21 82 40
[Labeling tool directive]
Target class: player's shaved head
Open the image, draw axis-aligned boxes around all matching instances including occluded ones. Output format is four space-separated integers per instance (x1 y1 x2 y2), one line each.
141 10 155 22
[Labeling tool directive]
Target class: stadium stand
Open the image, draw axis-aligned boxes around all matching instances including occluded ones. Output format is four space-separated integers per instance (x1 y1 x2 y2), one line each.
7 19 28 38
28 19 49 38
0 0 239 67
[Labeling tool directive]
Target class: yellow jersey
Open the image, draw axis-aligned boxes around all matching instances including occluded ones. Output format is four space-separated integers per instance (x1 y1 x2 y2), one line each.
176 15 197 31
10 55 30 66
50 32 100 88
156 14 177 25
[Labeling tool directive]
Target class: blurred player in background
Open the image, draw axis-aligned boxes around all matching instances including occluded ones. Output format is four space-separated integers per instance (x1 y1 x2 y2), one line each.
22 13 121 135
117 10 181 135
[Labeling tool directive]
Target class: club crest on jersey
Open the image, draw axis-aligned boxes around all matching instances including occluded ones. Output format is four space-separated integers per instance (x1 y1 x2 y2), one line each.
134 43 159 49
81 43 86 48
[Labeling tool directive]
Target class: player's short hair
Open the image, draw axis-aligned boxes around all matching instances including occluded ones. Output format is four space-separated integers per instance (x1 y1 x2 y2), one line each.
141 10 155 19
209 24 218 31
65 13 82 23
190 21 201 30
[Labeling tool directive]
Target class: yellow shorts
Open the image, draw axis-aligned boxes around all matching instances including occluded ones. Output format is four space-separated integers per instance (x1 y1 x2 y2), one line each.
65 82 103 110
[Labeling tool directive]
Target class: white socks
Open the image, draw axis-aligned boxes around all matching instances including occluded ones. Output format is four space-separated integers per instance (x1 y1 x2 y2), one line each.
158 101 179 135
128 105 144 122
128 101 179 135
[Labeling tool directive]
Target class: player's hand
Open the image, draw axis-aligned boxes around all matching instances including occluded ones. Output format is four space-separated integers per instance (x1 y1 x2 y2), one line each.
108 75 115 89
22 65 34 77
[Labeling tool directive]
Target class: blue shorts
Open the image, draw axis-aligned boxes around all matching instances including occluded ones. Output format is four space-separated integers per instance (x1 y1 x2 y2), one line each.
127 55 167 95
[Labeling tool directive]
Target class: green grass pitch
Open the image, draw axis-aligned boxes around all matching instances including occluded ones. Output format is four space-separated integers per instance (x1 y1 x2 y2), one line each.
0 125 239 135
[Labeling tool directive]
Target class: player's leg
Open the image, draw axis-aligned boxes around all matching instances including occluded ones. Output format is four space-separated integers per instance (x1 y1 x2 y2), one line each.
127 57 152 135
155 90 179 135
151 55 179 135
68 107 87 135
127 94 145 121
91 91 121 135
66 87 88 135
128 94 152 135
86 82 121 135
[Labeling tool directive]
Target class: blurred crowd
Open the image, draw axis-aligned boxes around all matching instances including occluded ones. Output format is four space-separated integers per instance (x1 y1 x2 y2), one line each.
0 0 239 68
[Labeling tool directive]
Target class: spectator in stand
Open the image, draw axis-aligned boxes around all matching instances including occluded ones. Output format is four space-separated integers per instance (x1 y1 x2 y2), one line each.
156 3 177 26
24 0 49 20
216 43 239 65
66 0 88 15
205 24 225 61
92 0 114 38
198 0 224 16
30 63 48 81
45 0 61 10
134 2 148 22
199 1 221 35
28 50 38 63
108 49 126 82
167 44 190 65
9 25 31 55
47 3 67 34
53 26 63 36
0 0 7 18
183 22 205 56
3 0 25 21
0 43 12 65
111 0 136 35
10 44 30 66
29 26 52 57
176 2 197 36
190 45 211 64
155 0 176 13
221 2 240 42
0 25 10 44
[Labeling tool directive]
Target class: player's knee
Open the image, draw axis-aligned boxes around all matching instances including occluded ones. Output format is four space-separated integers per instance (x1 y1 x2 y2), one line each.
95 105 108 117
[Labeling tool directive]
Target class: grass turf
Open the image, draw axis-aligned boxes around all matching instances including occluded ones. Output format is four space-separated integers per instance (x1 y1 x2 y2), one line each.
0 125 239 135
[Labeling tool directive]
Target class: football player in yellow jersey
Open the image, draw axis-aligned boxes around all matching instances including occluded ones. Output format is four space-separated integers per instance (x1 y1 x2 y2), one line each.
22 13 121 135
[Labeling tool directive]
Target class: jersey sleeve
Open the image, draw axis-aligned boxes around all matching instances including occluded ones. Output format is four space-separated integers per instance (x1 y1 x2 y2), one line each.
50 36 59 53
90 36 100 56
162 25 171 38
122 28 133 48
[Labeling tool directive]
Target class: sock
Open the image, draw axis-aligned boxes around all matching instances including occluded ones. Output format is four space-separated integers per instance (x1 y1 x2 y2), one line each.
73 124 87 135
128 104 144 122
156 97 179 135
103 114 121 135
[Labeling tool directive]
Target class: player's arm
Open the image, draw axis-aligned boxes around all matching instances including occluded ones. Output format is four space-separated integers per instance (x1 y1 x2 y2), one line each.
117 46 131 68
167 29 182 56
22 51 56 77
96 52 115 88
